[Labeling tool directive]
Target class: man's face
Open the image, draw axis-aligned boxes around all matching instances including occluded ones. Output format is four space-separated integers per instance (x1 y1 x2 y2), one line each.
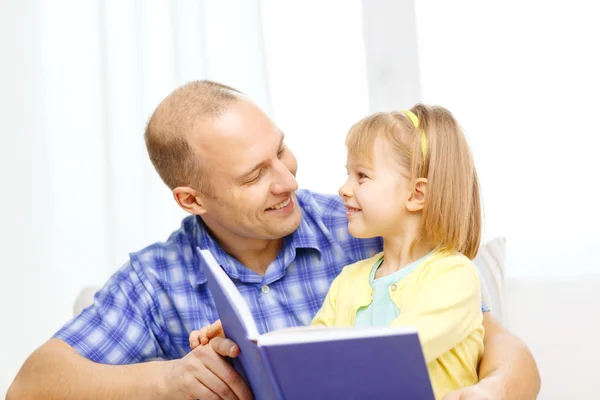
190 99 302 241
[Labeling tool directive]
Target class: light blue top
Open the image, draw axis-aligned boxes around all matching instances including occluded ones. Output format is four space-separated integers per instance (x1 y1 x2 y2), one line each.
355 252 432 328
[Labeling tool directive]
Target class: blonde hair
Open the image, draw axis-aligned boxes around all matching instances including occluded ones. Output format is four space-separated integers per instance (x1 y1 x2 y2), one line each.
346 104 482 259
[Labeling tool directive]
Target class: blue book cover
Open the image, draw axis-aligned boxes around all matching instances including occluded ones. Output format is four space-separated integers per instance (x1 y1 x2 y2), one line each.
199 248 435 400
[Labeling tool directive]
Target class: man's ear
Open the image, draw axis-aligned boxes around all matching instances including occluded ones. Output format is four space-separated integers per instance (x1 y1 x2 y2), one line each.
406 178 427 212
173 186 209 215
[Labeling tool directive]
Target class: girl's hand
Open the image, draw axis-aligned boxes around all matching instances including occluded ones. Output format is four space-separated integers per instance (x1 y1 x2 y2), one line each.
189 320 225 349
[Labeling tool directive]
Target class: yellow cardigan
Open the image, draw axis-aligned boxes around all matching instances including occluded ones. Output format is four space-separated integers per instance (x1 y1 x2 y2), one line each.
311 250 484 399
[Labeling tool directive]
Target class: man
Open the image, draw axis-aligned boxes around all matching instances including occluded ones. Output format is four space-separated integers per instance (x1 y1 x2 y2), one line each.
8 81 540 399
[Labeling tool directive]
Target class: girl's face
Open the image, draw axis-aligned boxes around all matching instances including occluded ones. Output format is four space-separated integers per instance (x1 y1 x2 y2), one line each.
339 137 413 239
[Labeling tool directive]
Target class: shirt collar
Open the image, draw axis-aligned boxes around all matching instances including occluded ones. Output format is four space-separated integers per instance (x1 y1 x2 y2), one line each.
190 213 324 286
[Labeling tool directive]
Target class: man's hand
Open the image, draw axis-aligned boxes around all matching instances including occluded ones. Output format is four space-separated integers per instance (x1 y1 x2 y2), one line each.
162 337 251 400
442 377 504 400
7 338 251 400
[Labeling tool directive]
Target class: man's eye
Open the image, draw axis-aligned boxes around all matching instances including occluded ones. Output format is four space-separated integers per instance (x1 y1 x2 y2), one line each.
248 169 264 184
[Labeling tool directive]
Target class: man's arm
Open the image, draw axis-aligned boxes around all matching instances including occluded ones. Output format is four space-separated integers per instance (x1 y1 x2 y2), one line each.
478 313 540 399
7 339 164 399
444 312 541 400
7 255 252 400
7 338 252 400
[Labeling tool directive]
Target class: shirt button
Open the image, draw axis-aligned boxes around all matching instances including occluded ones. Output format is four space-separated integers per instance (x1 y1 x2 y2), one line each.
390 284 398 291
261 285 270 294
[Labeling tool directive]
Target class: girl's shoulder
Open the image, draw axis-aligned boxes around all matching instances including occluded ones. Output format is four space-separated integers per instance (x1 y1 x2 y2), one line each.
418 250 478 278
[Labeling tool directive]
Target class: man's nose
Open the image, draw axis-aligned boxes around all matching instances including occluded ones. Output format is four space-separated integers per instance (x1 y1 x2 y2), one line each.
271 160 298 194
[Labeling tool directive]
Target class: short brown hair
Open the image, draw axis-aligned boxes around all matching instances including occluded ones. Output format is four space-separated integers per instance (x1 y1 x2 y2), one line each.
144 80 243 194
346 105 482 259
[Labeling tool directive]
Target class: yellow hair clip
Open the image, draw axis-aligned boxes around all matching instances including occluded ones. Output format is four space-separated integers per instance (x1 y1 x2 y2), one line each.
402 110 428 160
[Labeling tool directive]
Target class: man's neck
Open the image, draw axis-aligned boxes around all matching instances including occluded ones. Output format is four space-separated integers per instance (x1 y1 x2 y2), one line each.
201 219 283 276
219 237 283 276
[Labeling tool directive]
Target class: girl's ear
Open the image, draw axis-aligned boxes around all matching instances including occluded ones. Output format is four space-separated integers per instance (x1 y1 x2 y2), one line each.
406 178 427 212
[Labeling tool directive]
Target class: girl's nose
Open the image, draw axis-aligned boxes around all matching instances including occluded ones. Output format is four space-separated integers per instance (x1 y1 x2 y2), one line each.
338 180 352 198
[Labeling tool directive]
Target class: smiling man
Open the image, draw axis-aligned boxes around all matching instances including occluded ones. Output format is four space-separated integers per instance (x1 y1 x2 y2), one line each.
8 80 540 400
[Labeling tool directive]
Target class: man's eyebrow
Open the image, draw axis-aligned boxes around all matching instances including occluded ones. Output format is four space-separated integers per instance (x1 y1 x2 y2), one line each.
239 132 285 180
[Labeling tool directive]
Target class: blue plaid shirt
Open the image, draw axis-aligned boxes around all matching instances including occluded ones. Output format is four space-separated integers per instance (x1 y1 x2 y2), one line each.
54 190 382 363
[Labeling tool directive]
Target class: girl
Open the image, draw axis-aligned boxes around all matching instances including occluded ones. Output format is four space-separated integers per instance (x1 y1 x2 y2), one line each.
192 105 484 399
310 105 484 398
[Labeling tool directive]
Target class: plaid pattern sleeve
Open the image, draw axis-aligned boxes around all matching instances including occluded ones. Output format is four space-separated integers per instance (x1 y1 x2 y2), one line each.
54 261 165 364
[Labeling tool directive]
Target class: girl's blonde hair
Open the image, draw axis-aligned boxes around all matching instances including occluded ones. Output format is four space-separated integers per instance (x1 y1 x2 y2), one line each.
346 104 482 259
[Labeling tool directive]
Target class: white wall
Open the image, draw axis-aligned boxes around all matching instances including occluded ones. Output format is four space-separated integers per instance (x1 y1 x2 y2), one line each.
414 0 600 277
261 0 370 194
361 0 421 112
0 0 77 390
0 0 271 395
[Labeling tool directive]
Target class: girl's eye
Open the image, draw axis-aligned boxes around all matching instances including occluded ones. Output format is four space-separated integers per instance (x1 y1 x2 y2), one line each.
358 172 368 180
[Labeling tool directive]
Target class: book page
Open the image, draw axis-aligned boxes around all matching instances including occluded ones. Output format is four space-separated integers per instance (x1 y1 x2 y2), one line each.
259 325 321 337
258 325 417 346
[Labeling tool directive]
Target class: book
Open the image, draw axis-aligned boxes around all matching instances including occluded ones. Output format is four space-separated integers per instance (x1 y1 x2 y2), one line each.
198 248 435 400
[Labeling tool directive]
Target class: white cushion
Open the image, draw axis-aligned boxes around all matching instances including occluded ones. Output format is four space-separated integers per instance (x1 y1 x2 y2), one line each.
473 237 506 323
73 285 101 316
504 274 600 399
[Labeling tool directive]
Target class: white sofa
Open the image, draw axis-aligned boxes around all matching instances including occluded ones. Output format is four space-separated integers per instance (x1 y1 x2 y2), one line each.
74 240 600 399
503 275 600 399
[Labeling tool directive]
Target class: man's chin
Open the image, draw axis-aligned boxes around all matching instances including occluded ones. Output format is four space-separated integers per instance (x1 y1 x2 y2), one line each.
267 209 302 239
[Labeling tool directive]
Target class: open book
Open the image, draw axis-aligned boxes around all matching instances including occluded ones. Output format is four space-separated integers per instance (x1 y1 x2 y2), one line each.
198 248 434 400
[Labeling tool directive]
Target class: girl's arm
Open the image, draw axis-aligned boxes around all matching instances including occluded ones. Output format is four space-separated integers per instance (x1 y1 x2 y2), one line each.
311 273 343 327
